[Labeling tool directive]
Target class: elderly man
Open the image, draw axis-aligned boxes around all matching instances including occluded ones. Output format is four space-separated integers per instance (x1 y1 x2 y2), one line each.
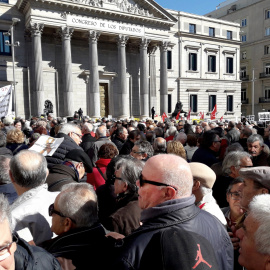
0 194 61 270
80 122 96 152
239 166 270 211
112 126 128 152
238 126 252 151
195 124 203 137
226 121 240 144
236 194 270 270
213 151 253 207
46 123 82 169
112 154 233 270
0 156 17 204
247 134 270 166
119 129 141 155
40 183 107 270
9 150 58 245
190 162 227 225
130 140 154 161
174 132 187 145
153 137 166 155
165 126 177 142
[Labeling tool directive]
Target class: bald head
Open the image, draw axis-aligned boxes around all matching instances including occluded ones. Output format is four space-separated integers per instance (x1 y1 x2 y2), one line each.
96 125 107 138
153 137 166 153
82 123 93 134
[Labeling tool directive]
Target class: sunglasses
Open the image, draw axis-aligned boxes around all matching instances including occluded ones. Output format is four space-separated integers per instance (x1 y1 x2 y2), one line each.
139 174 178 191
48 204 76 224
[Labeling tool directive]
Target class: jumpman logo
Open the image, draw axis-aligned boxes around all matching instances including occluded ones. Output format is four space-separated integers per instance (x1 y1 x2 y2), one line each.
192 244 212 269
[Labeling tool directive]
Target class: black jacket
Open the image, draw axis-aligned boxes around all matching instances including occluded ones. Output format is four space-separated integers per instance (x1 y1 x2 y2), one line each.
119 139 134 155
111 196 233 270
15 234 61 270
40 224 107 270
80 133 96 152
46 164 79 192
46 133 82 169
112 136 126 152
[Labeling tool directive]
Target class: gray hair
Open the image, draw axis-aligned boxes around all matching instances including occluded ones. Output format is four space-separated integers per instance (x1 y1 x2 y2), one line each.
153 138 166 153
10 150 47 188
0 131 6 147
115 158 144 192
249 194 270 255
58 183 98 228
168 126 177 136
241 127 252 138
96 126 106 137
134 140 154 158
224 143 244 156
0 156 11 184
174 132 187 143
82 123 93 133
222 151 251 175
59 123 80 135
247 134 264 146
0 194 12 232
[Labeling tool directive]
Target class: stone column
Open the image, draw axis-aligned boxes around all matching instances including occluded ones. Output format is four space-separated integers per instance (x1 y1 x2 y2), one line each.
89 30 100 118
60 27 74 116
30 23 44 116
160 41 169 115
117 35 129 118
140 38 150 118
148 45 157 112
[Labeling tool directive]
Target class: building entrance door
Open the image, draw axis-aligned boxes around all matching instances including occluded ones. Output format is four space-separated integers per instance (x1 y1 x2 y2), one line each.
99 83 109 117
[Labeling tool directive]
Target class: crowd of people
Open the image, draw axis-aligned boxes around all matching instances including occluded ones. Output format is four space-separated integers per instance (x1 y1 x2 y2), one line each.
1 112 270 270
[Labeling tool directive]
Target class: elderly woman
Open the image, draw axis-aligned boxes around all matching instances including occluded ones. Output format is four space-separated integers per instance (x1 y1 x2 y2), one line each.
102 157 144 236
6 129 28 155
87 143 118 190
167 140 187 160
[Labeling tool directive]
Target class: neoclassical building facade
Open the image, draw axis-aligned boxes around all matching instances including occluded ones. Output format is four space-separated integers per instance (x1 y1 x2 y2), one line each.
0 0 241 120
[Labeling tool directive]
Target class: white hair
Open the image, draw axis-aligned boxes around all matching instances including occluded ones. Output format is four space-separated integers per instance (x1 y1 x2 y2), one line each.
59 123 80 135
174 132 187 143
249 194 270 255
168 126 177 136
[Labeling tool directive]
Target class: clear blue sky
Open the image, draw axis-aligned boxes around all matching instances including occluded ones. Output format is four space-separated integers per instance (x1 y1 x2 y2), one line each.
154 0 224 15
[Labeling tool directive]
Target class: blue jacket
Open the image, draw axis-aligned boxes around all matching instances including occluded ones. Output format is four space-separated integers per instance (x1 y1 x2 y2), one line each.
112 196 233 270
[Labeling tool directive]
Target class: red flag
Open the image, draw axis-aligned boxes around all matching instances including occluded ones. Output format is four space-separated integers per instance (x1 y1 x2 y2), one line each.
220 116 223 122
198 111 204 120
176 111 181 120
201 112 204 120
162 112 167 122
187 108 191 121
210 105 217 120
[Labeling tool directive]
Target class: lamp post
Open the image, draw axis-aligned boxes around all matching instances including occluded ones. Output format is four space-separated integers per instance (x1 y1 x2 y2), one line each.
4 18 20 117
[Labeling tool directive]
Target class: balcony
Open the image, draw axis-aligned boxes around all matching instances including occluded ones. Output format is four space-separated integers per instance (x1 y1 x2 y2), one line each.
259 72 270 79
241 98 249 104
259 97 270 103
240 75 249 81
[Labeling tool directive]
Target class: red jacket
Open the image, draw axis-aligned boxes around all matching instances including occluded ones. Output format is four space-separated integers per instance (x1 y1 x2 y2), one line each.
87 159 111 190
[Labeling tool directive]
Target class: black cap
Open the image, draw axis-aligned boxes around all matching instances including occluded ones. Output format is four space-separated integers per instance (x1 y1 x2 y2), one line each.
65 149 92 173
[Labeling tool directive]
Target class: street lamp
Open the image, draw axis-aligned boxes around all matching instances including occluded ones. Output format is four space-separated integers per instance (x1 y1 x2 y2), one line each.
4 17 20 116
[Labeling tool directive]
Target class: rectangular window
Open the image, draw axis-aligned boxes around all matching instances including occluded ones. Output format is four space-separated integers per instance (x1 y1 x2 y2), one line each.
266 27 270 36
265 63 270 75
241 35 247 42
0 0 8 2
189 24 196 34
241 18 247 27
226 57 233 73
265 89 270 99
241 89 247 101
167 50 172 70
240 67 247 78
209 95 216 111
266 9 270 19
0 31 11 56
227 30 232 40
242 51 247 59
209 27 215 37
189 53 197 71
265 45 270 55
190 95 198 113
208 55 216 72
168 94 172 113
227 95 233 112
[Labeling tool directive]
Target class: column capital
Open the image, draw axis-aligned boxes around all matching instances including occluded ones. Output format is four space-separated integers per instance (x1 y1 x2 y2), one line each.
140 38 150 50
148 45 157 55
159 41 169 52
117 35 129 47
59 27 74 40
89 30 100 43
29 23 44 37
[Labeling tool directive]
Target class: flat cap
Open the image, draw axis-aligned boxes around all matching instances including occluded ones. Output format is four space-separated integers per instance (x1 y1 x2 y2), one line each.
189 162 216 189
65 149 93 173
239 166 270 190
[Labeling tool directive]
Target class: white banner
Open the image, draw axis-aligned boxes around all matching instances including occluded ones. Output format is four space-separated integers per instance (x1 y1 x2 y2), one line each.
67 14 145 36
29 135 64 156
0 85 12 118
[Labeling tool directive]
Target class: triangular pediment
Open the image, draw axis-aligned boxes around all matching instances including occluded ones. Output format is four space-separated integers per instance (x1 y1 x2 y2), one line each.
17 0 177 26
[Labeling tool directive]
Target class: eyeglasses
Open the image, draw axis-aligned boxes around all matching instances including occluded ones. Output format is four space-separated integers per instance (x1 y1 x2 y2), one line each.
73 132 82 139
131 150 144 155
111 175 123 183
139 174 178 191
228 191 241 200
239 165 253 168
48 204 76 224
0 234 18 259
